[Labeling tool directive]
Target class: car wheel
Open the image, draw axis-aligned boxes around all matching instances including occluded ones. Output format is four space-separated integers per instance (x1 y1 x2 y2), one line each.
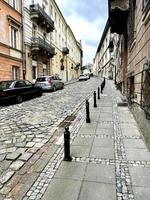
38 90 42 97
16 95 23 103
53 85 56 92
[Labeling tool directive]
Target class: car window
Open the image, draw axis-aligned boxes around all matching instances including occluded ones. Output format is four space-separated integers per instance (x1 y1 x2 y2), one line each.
24 80 32 86
51 76 55 80
36 77 46 82
0 81 13 89
15 81 26 88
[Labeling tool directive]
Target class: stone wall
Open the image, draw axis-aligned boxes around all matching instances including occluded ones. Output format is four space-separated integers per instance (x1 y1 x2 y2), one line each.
130 103 150 151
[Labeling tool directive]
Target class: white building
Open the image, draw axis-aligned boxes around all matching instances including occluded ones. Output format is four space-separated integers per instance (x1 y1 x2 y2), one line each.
93 20 118 80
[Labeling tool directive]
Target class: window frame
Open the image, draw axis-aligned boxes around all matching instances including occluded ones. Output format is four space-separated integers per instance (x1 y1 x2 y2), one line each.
12 66 19 80
11 26 18 49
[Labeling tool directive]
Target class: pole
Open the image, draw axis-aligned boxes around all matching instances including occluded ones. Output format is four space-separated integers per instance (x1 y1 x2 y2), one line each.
64 127 72 161
94 91 97 107
86 99 91 123
98 87 100 99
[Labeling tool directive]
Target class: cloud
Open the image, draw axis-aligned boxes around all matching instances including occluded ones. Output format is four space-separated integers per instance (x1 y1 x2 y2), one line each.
55 0 108 64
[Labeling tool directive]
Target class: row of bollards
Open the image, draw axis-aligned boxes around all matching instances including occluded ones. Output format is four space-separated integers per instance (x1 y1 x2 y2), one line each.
63 78 106 161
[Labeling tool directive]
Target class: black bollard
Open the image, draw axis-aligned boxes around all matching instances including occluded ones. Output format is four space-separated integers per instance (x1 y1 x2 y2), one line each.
64 127 72 161
101 83 103 94
94 91 97 107
86 99 91 123
98 87 100 99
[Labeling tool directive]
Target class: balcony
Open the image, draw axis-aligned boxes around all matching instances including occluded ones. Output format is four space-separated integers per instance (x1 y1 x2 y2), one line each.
108 0 129 34
31 37 55 58
74 63 80 70
62 47 69 55
30 4 54 33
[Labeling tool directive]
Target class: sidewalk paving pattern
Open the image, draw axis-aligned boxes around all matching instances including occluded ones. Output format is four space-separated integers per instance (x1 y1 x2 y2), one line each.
22 81 150 200
1 80 150 200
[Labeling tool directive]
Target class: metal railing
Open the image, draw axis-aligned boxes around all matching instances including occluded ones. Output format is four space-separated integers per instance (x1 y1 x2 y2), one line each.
31 37 55 55
30 4 54 31
127 62 150 119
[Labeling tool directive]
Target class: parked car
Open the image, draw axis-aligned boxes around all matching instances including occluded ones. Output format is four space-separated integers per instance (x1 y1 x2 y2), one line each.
79 74 89 81
35 75 64 91
0 80 42 104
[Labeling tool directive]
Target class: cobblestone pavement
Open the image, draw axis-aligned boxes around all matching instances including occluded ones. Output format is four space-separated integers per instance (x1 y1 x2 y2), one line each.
0 77 101 199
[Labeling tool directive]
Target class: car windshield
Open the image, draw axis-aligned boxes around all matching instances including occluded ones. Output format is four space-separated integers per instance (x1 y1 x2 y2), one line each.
36 77 49 82
0 81 13 90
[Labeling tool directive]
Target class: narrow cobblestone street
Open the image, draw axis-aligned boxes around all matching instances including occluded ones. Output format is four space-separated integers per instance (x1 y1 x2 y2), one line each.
0 79 150 200
0 77 100 199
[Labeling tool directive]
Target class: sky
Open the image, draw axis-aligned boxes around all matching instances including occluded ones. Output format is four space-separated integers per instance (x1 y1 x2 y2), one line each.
55 0 108 65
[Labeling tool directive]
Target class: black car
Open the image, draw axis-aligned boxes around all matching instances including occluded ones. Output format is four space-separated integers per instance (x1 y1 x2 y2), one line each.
0 80 42 104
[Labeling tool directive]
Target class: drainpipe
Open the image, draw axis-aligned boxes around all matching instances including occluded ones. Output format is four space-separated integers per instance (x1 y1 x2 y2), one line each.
21 0 26 80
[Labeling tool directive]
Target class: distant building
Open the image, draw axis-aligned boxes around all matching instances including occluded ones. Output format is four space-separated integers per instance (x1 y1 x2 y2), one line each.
0 0 23 80
93 19 117 79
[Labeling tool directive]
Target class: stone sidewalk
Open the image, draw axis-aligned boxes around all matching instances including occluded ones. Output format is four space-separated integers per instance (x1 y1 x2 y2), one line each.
41 80 150 200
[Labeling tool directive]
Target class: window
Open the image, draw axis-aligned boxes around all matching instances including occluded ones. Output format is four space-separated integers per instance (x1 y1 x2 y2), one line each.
9 0 17 9
32 66 37 79
11 26 18 49
15 81 26 88
32 24 37 37
55 30 57 44
142 0 149 11
43 63 47 76
142 0 150 21
55 12 57 23
128 0 136 47
24 80 32 86
50 5 53 18
12 66 19 80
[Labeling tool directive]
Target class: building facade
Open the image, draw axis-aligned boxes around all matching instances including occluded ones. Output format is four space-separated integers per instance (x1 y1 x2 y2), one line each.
108 0 150 148
93 20 117 80
0 0 23 80
23 0 82 83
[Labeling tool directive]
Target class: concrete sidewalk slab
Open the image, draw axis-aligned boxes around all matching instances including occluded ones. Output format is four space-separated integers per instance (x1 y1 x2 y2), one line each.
54 162 86 181
90 147 114 159
84 163 115 184
71 146 91 157
124 139 147 149
72 136 94 146
93 138 113 148
42 179 81 200
126 148 150 161
129 166 150 187
78 181 116 200
95 128 113 135
133 187 150 200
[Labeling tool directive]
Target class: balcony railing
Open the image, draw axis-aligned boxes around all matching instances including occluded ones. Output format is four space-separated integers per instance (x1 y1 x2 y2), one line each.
31 37 55 58
62 47 69 55
30 4 54 33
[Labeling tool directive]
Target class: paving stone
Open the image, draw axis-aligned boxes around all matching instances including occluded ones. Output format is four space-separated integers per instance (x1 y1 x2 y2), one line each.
19 153 33 161
25 142 35 148
78 181 116 200
42 179 82 200
0 171 15 184
0 186 11 195
9 161 25 171
6 152 21 161
0 154 6 161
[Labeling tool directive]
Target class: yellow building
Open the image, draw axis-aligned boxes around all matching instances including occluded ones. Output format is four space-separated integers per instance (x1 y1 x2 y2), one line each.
50 0 82 82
